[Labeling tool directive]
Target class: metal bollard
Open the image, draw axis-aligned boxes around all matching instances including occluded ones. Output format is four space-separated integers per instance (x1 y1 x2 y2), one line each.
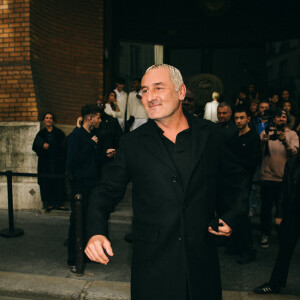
74 193 84 275
0 171 24 238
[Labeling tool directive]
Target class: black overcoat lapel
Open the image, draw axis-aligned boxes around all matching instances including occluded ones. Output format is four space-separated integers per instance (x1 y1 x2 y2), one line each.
141 120 178 174
186 116 210 187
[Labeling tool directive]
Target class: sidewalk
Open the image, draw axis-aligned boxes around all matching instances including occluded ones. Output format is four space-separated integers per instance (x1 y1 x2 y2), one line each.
0 206 299 299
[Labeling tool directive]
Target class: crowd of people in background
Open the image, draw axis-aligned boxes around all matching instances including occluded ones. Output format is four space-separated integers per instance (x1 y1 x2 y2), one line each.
32 75 300 295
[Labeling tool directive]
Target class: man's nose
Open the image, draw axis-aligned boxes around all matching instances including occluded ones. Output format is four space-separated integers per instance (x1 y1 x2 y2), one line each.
146 89 156 101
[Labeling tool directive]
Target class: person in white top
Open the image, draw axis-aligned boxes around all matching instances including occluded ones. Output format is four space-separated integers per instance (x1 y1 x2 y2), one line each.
126 78 148 131
104 91 122 118
203 91 220 123
114 77 128 131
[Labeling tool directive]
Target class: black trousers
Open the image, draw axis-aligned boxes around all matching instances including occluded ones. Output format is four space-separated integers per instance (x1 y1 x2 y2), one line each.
228 213 254 254
260 180 282 236
269 213 300 288
227 183 253 254
67 180 91 266
39 176 65 208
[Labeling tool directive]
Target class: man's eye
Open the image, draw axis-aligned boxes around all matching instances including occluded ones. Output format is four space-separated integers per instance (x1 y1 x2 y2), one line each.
142 89 148 93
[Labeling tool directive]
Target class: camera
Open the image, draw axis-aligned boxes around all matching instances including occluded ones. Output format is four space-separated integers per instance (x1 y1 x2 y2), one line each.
265 123 285 141
263 109 285 141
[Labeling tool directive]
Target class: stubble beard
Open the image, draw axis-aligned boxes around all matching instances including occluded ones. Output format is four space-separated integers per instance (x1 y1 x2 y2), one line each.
151 101 181 122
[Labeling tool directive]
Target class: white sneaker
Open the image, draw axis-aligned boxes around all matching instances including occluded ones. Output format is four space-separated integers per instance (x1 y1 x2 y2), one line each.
260 235 270 248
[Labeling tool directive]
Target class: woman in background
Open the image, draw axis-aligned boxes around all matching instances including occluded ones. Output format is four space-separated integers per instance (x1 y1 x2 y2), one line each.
104 91 122 118
203 91 220 123
32 112 68 212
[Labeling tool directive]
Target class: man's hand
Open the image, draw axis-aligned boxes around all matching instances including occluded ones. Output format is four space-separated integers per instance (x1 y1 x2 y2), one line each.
208 219 232 237
43 143 49 150
275 217 283 226
85 235 114 265
278 131 286 142
91 136 98 144
262 133 269 143
106 148 116 158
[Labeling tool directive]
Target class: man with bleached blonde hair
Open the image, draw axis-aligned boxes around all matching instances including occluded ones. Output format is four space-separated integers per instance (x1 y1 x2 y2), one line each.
85 64 248 300
203 90 220 123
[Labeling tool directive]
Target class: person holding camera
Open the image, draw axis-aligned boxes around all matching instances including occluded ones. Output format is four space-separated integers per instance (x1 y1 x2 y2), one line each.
259 109 299 248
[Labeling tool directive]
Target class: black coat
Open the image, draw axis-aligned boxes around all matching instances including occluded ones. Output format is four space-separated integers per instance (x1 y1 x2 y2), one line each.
276 155 300 219
32 127 65 184
87 114 248 300
93 112 123 166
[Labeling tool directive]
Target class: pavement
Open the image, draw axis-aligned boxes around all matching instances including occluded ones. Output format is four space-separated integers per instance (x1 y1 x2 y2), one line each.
0 185 300 299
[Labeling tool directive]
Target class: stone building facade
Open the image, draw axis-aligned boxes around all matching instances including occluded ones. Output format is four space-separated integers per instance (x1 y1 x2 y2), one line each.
0 0 104 209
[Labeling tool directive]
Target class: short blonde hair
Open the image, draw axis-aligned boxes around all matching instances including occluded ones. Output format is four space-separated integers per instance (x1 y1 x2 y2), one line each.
212 91 220 100
145 64 183 92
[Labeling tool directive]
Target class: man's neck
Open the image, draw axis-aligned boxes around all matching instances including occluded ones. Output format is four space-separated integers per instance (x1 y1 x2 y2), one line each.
239 125 250 136
221 119 231 127
155 107 189 143
83 122 92 133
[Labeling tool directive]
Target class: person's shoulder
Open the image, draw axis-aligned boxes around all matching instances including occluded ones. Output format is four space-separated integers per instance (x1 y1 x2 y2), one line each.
69 127 82 138
127 91 136 101
119 121 150 144
285 127 297 135
192 115 219 131
36 127 46 135
53 126 65 136
285 128 299 141
249 127 260 138
104 113 117 122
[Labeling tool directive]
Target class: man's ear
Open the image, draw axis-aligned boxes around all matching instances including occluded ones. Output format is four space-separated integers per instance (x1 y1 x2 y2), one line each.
178 84 186 101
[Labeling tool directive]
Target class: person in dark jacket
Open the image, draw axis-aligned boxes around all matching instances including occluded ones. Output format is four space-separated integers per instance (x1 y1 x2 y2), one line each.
66 104 101 272
253 152 300 294
217 102 238 145
227 105 261 264
85 64 249 300
96 98 123 166
32 112 67 212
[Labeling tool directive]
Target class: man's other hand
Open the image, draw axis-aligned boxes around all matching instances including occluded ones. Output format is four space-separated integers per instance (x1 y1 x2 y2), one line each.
208 219 232 237
85 235 114 265
91 136 98 143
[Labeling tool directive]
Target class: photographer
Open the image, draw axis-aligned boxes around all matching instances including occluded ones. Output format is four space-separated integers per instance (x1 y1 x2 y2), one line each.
259 109 299 248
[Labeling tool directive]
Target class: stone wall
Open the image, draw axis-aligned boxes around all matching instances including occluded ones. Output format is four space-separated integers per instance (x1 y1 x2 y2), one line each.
0 122 74 210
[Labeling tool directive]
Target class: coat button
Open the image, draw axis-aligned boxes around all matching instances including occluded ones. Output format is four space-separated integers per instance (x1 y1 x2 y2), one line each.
171 176 178 183
178 235 182 241
182 205 187 212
